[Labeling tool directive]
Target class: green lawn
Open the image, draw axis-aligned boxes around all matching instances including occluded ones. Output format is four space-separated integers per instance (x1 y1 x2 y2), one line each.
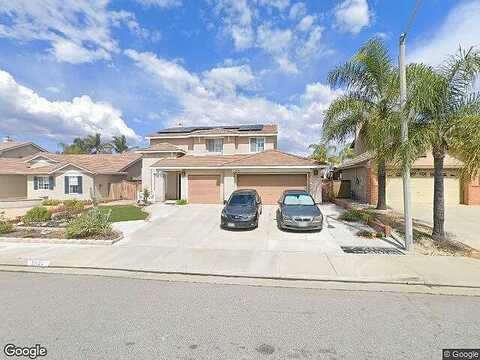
99 205 148 223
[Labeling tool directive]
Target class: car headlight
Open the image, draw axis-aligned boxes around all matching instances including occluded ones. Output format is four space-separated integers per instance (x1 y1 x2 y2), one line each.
221 210 227 218
282 215 292 221
313 215 323 223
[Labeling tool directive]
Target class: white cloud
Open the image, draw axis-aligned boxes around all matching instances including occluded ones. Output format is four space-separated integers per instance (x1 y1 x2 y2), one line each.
46 86 62 94
297 15 316 32
289 2 307 19
202 65 255 93
126 50 341 153
136 0 182 8
256 25 293 54
334 0 371 35
0 0 157 64
410 0 480 65
209 0 327 75
258 0 290 11
0 69 139 141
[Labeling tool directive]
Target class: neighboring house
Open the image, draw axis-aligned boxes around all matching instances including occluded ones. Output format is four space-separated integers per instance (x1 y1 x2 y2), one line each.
0 152 142 201
139 124 325 204
0 137 47 199
335 130 480 207
0 137 46 158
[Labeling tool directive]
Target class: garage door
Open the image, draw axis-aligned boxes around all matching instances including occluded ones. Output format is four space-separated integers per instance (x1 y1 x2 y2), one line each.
237 174 307 204
188 175 221 204
387 176 460 209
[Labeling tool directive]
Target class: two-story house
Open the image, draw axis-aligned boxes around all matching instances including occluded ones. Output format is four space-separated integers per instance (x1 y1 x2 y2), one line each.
138 124 324 204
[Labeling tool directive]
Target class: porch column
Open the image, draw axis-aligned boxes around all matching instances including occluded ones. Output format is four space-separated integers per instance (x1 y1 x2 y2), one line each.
153 169 166 202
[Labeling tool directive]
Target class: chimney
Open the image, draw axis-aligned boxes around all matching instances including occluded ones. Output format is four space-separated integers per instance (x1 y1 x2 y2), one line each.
3 136 13 143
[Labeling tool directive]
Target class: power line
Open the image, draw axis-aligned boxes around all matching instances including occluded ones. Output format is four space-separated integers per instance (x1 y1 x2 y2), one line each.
404 0 422 37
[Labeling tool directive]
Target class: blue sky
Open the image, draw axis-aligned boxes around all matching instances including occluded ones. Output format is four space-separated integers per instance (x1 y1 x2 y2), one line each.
0 0 477 154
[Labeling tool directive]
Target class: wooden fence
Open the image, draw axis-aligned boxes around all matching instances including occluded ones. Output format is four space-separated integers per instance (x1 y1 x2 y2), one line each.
108 180 142 200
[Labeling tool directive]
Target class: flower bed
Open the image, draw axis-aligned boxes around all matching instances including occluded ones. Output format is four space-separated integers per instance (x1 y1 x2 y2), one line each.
0 227 120 240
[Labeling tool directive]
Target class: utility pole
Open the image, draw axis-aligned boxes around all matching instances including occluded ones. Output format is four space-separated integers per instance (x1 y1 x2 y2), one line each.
399 33 413 251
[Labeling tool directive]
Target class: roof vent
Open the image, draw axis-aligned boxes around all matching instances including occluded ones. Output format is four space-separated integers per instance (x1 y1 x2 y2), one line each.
3 136 13 143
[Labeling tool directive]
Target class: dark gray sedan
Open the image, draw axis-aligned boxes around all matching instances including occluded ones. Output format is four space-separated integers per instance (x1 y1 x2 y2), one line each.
276 190 323 231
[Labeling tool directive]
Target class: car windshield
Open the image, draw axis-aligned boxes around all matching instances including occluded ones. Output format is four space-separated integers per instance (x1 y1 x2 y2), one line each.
229 194 255 206
283 194 315 206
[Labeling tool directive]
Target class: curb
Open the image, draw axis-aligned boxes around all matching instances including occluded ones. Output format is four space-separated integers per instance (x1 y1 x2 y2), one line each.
0 263 479 295
0 233 123 245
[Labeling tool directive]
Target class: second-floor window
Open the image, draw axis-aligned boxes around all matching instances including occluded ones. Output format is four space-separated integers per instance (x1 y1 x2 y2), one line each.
206 138 223 153
250 137 265 152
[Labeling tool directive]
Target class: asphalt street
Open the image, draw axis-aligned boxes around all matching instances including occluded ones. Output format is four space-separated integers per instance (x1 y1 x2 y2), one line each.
0 271 478 360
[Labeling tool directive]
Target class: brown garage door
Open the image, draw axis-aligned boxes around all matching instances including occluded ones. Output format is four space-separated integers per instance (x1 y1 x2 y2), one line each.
188 175 221 204
237 174 307 204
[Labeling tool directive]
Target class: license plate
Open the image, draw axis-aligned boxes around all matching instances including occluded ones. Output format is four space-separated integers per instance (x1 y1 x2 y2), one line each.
297 222 309 227
227 222 235 228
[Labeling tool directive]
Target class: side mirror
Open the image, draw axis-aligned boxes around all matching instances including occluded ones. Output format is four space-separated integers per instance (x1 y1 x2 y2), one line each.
277 200 282 205
223 200 228 205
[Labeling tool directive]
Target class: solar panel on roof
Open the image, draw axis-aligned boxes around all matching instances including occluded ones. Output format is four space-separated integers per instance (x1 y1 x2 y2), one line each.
239 124 263 131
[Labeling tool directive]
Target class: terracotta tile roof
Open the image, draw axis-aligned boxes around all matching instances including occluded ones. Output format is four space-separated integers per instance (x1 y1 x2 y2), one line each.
147 124 278 138
137 142 185 153
151 150 320 168
0 158 33 174
151 154 247 168
337 152 374 169
226 150 318 167
0 141 46 153
0 153 142 175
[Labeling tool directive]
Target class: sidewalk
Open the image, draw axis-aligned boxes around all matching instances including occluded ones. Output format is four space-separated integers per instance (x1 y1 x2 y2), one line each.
0 240 479 288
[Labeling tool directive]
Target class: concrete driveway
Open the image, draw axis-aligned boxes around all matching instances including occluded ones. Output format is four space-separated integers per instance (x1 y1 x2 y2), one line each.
389 201 480 251
119 203 400 255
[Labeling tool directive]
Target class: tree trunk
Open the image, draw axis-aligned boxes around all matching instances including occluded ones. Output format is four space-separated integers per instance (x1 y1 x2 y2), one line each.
432 148 446 241
376 159 387 210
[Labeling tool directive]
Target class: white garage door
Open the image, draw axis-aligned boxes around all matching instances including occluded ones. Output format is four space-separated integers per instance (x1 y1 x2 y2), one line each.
387 174 460 209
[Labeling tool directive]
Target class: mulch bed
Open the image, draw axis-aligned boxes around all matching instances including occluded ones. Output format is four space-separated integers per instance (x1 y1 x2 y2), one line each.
1 228 119 241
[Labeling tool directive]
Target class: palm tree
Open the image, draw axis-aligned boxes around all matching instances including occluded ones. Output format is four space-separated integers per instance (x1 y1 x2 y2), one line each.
405 48 480 241
111 135 129 153
308 143 338 164
323 38 400 210
86 133 110 154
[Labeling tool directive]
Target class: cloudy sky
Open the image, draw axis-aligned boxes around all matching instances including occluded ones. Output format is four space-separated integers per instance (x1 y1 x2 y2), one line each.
0 0 478 154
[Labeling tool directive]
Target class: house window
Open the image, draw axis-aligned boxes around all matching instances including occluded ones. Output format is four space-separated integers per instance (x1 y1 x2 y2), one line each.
65 176 83 194
250 137 265 152
206 138 223 153
37 176 50 190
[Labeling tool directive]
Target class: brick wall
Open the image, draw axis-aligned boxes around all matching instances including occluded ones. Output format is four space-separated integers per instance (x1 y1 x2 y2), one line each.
366 166 378 205
463 176 480 205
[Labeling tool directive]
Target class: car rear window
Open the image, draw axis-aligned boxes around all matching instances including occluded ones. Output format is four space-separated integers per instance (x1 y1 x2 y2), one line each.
229 194 255 206
283 194 315 206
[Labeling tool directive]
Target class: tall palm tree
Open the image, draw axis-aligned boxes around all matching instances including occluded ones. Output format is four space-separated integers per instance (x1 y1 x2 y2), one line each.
86 133 110 154
111 135 129 153
405 48 480 241
323 38 400 210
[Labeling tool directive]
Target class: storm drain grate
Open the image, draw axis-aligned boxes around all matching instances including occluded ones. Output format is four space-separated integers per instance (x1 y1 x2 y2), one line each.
341 246 405 255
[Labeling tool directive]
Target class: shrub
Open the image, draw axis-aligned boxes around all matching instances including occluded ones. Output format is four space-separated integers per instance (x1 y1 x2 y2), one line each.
176 199 187 205
0 212 13 234
339 209 371 223
42 199 63 206
23 206 52 224
357 230 375 238
66 207 113 239
63 199 85 215
142 189 150 204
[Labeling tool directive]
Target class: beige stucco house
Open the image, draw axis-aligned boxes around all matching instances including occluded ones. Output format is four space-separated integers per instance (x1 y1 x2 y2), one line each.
0 151 142 201
0 125 324 204
335 130 480 207
138 124 325 204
